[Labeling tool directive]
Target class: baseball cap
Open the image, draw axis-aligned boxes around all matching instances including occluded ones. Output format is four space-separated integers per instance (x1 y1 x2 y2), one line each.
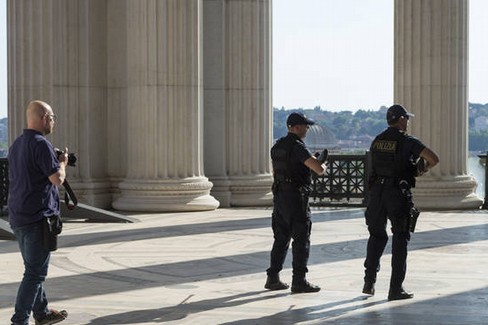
287 112 315 127
386 104 415 123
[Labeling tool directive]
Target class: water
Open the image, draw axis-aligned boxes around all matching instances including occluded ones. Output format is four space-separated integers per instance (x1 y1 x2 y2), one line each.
468 155 485 198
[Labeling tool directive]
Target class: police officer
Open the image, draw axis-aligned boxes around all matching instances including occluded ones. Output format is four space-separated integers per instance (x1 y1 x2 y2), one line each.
362 104 439 301
265 112 327 293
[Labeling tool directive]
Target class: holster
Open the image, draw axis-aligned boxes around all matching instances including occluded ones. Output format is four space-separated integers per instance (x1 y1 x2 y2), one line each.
43 215 63 251
298 185 311 213
409 207 420 232
398 179 420 233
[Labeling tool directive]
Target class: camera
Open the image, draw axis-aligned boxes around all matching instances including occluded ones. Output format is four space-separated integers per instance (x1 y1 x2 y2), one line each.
55 148 77 167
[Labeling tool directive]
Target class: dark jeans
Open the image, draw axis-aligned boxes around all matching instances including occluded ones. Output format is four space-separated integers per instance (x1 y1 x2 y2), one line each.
267 187 312 280
11 221 50 325
364 182 410 291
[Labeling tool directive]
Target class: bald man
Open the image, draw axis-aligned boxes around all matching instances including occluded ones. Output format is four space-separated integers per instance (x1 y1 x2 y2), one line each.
8 100 69 325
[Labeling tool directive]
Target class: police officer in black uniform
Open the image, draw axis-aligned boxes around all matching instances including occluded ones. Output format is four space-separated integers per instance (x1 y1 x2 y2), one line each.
362 104 439 301
265 112 327 293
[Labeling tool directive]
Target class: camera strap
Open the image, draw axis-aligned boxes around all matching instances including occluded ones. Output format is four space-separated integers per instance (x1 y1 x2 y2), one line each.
63 179 78 210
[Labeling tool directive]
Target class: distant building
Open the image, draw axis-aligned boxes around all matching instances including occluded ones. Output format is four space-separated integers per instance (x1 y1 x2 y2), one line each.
0 118 7 158
0 118 7 145
304 124 339 151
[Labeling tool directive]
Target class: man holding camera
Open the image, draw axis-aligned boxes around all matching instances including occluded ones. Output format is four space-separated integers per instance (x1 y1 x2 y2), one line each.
8 100 69 325
362 104 439 301
265 112 327 293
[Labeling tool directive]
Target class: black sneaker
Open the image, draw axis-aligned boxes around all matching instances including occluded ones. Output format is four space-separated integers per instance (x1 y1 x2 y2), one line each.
388 288 414 301
264 276 289 290
362 281 375 295
35 309 68 325
291 280 321 293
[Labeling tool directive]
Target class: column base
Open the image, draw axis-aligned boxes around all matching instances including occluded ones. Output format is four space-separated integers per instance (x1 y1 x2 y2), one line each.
112 177 220 212
229 174 273 207
64 179 114 209
208 176 232 208
413 175 483 210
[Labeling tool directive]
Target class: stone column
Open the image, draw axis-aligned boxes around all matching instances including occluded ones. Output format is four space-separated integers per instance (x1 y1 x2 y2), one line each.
8 0 53 139
224 0 273 206
8 0 113 208
203 0 273 207
394 0 482 209
203 0 231 206
111 0 219 211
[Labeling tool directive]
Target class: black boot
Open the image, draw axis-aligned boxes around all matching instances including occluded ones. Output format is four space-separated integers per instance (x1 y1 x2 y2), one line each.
388 287 413 301
291 278 321 293
362 281 375 295
264 274 289 291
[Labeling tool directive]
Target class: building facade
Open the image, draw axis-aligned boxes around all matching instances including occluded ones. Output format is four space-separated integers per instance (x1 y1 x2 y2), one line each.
7 0 482 211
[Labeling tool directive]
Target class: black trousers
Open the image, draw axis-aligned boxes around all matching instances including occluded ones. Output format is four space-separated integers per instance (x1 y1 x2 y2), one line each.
267 187 311 280
364 182 410 291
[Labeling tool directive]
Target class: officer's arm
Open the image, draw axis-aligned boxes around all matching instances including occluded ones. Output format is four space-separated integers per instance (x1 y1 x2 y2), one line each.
419 147 439 170
304 157 326 175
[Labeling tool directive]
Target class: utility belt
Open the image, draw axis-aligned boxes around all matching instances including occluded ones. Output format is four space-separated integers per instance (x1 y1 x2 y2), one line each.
272 180 311 195
275 181 298 190
374 176 400 187
274 174 295 184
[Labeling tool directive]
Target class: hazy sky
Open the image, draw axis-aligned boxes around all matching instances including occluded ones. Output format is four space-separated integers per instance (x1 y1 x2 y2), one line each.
0 1 486 117
274 0 488 111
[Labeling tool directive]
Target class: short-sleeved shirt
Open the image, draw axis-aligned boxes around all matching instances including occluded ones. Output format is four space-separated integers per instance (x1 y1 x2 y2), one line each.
371 127 425 181
8 129 60 227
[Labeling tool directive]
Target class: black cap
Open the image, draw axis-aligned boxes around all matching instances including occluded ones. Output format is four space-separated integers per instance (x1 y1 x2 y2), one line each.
386 104 414 123
287 112 315 127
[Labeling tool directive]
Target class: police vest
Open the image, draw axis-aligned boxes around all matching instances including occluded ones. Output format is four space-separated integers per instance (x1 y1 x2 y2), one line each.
271 135 309 185
370 129 409 179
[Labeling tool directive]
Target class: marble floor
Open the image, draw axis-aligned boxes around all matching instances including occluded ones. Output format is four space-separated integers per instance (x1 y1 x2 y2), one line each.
1 207 488 324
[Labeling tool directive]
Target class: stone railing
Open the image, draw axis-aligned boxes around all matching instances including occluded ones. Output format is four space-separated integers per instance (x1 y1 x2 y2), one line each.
309 154 369 207
1 154 487 210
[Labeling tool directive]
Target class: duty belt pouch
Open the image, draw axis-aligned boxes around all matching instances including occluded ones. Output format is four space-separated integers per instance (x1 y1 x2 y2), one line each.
299 185 312 197
43 215 63 251
298 185 312 212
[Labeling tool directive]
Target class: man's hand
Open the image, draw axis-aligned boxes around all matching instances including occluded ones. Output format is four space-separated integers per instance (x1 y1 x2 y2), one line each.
314 149 328 164
55 147 69 165
307 149 328 176
49 147 68 186
415 157 428 176
419 147 439 171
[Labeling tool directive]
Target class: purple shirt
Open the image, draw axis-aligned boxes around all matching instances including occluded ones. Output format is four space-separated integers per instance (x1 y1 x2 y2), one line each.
8 129 60 227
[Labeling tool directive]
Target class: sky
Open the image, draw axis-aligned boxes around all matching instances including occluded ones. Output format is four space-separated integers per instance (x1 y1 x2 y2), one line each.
273 0 488 111
0 1 486 117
